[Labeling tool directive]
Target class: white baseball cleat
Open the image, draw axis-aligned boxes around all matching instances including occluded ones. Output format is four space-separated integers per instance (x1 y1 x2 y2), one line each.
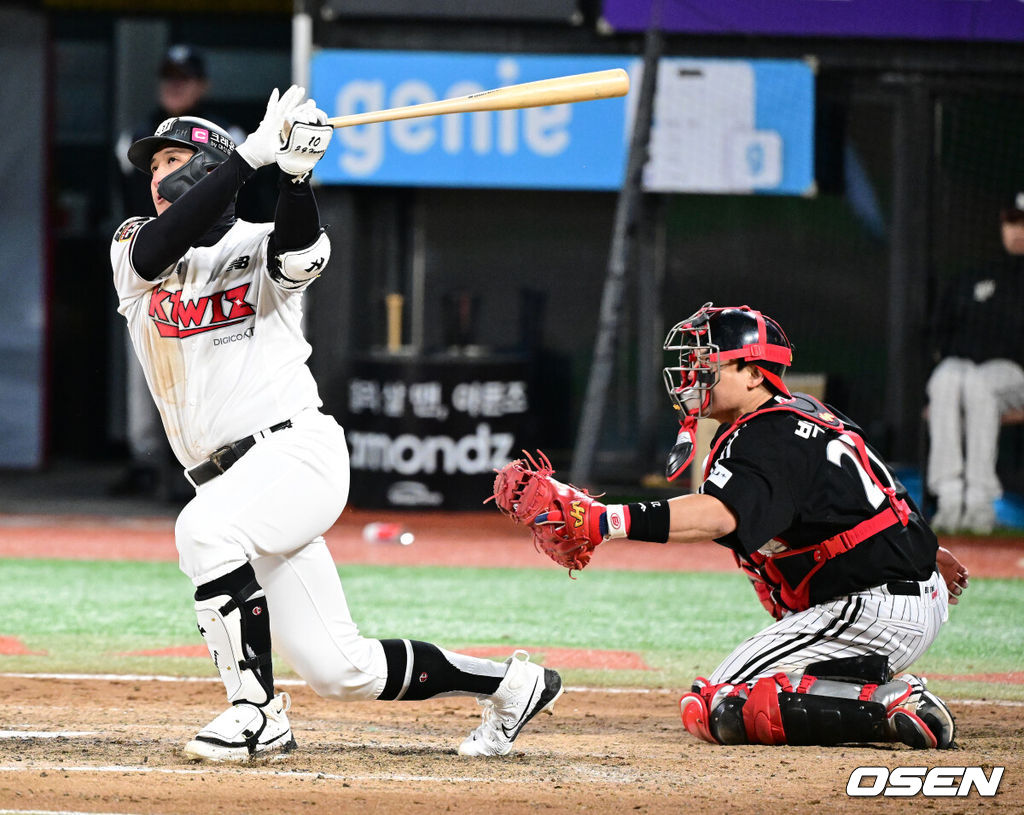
458 649 563 757
184 692 295 762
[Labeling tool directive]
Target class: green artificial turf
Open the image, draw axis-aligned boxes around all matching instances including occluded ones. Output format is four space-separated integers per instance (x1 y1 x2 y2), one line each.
0 559 1019 700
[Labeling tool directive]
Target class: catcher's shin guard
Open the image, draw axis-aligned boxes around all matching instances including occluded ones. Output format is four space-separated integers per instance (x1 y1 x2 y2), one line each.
194 563 274 706
681 670 955 748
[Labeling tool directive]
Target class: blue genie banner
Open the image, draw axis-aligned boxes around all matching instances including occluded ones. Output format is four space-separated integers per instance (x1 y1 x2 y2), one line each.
601 0 1024 41
311 51 815 195
311 51 631 191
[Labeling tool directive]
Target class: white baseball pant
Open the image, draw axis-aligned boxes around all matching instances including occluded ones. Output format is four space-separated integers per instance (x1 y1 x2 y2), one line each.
708 572 948 685
926 356 1024 508
175 408 389 701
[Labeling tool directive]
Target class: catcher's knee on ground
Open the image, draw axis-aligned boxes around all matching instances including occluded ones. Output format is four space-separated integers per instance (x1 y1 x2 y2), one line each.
679 656 955 749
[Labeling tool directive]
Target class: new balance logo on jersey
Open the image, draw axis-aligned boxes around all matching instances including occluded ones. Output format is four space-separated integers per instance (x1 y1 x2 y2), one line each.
148 283 255 338
226 255 251 272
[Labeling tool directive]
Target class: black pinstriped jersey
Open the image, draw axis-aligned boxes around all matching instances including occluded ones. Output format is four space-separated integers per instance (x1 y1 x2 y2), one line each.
699 395 938 607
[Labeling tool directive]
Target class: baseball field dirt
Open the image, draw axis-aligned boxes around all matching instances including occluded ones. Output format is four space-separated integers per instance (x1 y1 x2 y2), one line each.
0 674 1020 814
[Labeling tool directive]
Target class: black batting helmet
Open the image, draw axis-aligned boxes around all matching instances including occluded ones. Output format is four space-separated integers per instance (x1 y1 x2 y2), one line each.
127 116 235 202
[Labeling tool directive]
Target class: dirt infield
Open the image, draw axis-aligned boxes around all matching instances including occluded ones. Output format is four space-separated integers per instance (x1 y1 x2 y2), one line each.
1 510 1022 813
0 675 1020 815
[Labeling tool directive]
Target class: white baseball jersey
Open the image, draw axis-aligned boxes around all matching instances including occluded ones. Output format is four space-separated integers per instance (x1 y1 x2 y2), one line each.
110 216 322 468
111 212 391 701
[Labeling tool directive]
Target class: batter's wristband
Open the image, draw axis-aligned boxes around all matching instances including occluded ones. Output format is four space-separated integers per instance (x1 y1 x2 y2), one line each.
625 501 671 543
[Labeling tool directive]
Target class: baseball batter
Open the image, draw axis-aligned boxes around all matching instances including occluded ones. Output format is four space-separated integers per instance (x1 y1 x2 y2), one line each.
111 85 561 762
492 303 969 749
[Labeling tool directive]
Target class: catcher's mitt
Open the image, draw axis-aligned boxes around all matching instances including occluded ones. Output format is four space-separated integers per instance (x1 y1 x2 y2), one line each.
487 450 606 573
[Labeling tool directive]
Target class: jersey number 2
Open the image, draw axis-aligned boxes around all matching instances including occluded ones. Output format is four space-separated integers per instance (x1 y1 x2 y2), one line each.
825 434 895 510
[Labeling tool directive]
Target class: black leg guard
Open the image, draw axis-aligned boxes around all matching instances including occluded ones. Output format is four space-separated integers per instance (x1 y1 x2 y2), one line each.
706 688 887 746
708 690 890 746
702 669 928 748
778 693 890 745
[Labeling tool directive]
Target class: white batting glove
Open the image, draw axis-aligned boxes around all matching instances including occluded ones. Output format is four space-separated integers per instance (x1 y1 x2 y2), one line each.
276 98 333 181
235 85 307 170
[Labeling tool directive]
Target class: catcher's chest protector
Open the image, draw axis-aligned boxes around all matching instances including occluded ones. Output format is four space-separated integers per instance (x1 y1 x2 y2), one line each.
706 393 911 615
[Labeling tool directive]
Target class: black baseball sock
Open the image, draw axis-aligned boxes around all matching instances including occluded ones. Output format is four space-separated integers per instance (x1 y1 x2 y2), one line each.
376 639 505 701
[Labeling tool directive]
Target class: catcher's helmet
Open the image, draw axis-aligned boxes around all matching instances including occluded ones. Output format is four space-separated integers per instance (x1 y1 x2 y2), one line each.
662 302 794 416
127 116 235 203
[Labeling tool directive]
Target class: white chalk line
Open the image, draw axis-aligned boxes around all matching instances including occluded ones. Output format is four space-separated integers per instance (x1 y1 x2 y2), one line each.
0 810 146 815
0 764 527 785
0 672 671 695
0 731 95 739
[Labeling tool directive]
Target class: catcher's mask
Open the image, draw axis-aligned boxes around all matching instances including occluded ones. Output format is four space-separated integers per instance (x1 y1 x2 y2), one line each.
661 303 793 481
662 302 794 417
127 116 235 203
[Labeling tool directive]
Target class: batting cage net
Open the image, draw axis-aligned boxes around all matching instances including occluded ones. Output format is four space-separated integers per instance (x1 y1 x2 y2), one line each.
588 85 1024 490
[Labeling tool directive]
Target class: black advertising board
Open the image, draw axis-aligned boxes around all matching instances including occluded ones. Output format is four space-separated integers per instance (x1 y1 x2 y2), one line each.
344 352 531 510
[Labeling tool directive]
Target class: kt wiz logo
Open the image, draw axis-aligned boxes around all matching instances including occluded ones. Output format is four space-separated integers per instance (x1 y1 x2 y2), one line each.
148 283 255 338
847 766 1004 797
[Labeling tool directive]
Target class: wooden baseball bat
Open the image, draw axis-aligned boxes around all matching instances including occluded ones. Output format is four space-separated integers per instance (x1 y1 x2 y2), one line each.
325 68 629 129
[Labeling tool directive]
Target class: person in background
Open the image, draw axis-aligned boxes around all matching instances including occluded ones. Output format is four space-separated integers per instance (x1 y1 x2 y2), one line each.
925 194 1024 534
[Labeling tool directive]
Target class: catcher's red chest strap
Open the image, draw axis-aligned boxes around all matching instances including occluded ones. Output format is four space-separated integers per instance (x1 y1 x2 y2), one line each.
737 499 909 615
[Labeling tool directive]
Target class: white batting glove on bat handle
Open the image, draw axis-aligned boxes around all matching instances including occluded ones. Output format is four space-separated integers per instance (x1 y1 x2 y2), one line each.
277 99 332 180
236 85 307 170
287 99 327 127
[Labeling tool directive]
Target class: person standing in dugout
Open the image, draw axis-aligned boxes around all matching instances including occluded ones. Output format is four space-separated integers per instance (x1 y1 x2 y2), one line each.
494 303 969 749
110 85 562 762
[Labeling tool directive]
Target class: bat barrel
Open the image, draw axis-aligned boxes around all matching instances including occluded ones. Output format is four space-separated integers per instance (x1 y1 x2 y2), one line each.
326 68 630 130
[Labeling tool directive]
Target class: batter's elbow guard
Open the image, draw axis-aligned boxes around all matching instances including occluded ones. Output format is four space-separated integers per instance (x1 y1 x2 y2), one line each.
271 228 330 289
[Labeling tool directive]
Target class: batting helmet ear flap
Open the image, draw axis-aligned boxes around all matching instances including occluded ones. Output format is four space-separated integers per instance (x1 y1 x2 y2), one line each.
156 151 217 203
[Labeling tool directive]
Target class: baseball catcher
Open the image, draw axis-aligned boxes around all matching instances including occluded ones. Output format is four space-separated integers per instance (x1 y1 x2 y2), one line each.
491 302 970 750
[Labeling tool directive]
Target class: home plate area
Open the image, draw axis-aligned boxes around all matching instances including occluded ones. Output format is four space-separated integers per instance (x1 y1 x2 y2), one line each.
0 675 1020 815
